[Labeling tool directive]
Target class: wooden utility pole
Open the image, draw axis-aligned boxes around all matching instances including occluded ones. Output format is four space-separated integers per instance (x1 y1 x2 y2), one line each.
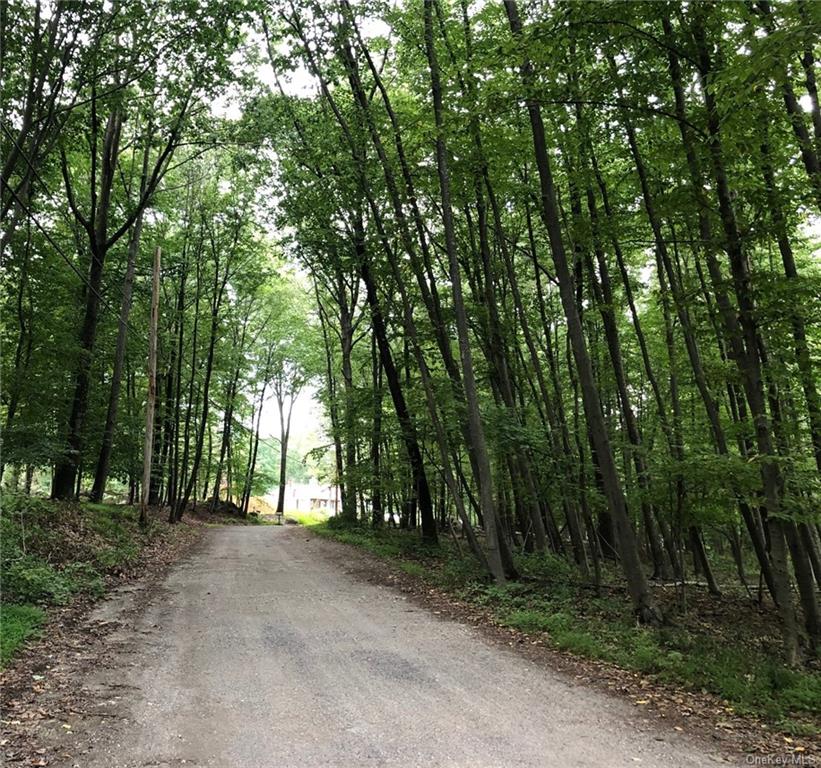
140 246 161 527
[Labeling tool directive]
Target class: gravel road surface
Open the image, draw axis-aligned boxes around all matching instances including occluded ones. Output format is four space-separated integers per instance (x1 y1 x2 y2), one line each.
60 525 732 767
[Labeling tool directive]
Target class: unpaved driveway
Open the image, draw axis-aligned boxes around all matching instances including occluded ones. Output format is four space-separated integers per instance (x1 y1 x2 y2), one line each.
54 525 733 767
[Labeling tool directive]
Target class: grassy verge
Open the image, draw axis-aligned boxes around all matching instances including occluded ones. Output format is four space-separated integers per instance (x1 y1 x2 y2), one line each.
0 605 45 665
0 492 191 667
303 519 820 736
286 509 331 527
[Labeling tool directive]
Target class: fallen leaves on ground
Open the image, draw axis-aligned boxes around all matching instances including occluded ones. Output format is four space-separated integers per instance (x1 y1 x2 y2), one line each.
0 509 203 767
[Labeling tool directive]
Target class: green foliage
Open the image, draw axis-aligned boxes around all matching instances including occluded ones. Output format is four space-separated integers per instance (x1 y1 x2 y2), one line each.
436 557 486 590
3 0 821 734
515 552 575 583
0 493 190 664
0 496 118 604
0 604 45 666
397 561 427 578
499 590 821 731
287 509 331 527
88 511 140 569
3 554 105 606
3 557 74 604
62 562 106 598
504 609 607 657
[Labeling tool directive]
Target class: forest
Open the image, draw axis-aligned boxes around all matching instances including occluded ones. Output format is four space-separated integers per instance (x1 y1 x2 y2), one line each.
2 0 820 733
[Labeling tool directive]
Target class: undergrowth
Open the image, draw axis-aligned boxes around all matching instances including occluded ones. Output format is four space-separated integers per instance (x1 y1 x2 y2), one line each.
0 604 45 665
0 492 181 666
304 519 821 736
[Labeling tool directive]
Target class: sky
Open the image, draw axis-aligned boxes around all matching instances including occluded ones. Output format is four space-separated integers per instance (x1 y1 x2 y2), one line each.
257 385 323 443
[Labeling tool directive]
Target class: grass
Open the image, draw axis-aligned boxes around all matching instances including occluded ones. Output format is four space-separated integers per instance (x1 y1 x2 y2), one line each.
0 492 189 668
495 597 821 730
0 604 45 664
303 520 821 736
286 509 331 527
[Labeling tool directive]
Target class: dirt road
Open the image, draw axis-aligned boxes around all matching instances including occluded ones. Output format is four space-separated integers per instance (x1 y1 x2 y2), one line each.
54 526 732 767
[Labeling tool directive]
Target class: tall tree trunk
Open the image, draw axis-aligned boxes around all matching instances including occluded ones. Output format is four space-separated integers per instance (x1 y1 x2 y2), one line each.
370 333 384 529
756 1 821 211
692 11 803 661
90 212 144 502
1 220 34 483
274 393 294 519
140 247 161 527
505 0 661 624
661 16 780 603
53 109 123 499
167 257 188 508
339 277 358 523
759 134 821 474
424 0 505 565
174 234 231 521
357 224 438 544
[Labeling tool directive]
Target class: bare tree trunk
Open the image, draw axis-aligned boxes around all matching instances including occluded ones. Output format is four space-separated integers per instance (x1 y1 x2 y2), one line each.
274 394 294 519
90 213 143 502
370 333 383 529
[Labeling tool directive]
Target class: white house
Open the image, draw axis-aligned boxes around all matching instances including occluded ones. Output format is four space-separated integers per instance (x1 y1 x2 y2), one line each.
265 478 339 515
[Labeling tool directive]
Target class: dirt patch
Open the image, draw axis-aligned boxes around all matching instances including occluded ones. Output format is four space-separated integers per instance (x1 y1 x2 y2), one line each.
308 529 821 762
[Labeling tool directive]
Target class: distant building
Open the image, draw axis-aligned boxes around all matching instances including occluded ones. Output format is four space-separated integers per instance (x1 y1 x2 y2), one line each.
265 478 339 515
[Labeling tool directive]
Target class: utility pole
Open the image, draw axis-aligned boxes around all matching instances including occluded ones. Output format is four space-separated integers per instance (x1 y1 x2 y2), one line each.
140 246 161 527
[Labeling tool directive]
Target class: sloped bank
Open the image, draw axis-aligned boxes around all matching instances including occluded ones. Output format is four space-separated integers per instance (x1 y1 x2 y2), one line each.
0 493 210 764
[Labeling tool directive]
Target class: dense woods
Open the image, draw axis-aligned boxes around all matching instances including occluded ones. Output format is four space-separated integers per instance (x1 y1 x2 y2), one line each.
3 0 820 672
2 0 318 523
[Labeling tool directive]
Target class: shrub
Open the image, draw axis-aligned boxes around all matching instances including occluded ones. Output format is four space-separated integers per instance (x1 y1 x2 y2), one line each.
63 561 106 598
398 561 428 579
437 556 485 590
95 542 138 569
3 557 73 604
515 551 575 582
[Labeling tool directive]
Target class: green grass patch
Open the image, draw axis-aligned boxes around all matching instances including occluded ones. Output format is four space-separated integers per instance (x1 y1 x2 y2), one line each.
286 509 330 527
397 561 428 578
0 604 45 666
488 581 821 730
313 520 445 563
306 520 821 735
